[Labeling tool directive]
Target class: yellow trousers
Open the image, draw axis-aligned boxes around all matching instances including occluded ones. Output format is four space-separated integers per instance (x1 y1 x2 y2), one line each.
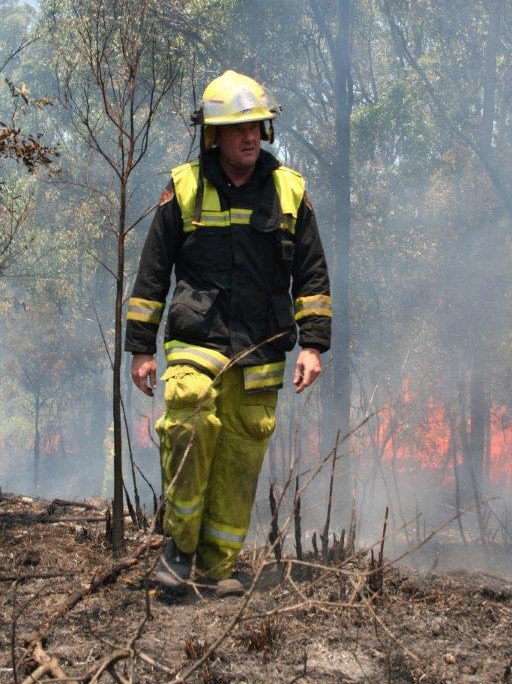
156 364 277 580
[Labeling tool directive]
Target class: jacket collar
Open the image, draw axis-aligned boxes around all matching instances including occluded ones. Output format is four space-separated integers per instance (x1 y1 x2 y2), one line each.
201 147 280 189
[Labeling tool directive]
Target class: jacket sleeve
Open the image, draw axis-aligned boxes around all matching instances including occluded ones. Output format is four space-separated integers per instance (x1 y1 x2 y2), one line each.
291 195 332 353
124 191 183 355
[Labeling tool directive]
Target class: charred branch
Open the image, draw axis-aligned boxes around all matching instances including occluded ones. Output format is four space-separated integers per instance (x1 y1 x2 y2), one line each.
268 482 282 563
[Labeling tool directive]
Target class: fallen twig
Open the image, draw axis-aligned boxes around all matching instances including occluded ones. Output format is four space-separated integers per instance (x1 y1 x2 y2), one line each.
83 613 175 682
0 512 107 525
50 498 105 511
0 570 79 583
21 641 75 684
23 537 161 650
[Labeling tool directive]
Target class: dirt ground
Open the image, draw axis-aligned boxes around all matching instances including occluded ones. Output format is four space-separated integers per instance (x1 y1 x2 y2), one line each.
1 493 512 684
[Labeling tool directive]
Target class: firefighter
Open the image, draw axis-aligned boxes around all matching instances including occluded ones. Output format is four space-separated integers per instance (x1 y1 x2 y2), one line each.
125 70 332 592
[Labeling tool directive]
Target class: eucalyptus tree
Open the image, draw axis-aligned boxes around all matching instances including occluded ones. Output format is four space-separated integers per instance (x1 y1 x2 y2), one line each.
0 0 59 274
374 0 512 503
43 0 183 553
0 2 67 495
3 296 99 491
308 0 353 457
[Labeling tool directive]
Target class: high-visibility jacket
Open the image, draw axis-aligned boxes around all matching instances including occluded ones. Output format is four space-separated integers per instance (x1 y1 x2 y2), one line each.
125 148 331 391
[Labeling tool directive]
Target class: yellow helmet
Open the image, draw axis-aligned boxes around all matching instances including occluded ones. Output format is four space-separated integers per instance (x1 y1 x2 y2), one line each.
193 70 280 127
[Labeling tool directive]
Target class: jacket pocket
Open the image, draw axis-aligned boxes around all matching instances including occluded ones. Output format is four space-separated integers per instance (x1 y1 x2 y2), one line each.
276 232 295 278
167 281 219 341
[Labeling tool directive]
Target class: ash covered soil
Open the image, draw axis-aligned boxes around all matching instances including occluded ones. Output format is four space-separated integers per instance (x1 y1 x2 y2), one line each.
1 494 512 683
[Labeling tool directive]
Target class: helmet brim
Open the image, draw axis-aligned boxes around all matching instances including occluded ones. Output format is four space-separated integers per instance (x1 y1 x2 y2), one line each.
203 110 279 126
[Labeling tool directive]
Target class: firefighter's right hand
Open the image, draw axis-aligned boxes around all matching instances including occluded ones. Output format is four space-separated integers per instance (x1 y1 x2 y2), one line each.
130 354 157 397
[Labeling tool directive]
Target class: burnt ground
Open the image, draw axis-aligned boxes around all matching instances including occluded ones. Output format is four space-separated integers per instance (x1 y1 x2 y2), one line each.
1 493 512 684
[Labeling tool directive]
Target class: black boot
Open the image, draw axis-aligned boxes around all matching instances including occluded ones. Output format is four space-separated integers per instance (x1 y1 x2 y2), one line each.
154 538 193 588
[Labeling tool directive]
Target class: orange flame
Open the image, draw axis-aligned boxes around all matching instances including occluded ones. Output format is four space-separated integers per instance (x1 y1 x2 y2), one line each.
374 382 512 486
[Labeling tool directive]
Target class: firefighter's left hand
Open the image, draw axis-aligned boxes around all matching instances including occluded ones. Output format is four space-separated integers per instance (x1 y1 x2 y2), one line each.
293 348 322 393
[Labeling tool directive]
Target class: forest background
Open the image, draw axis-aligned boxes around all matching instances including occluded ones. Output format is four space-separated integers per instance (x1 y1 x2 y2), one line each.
1 0 511 560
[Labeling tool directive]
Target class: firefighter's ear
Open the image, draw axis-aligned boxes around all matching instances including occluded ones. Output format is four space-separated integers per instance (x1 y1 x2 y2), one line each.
203 125 217 151
267 121 275 144
260 121 275 144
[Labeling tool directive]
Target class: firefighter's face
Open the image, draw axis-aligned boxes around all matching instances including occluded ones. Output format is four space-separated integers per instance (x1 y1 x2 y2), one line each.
216 122 261 171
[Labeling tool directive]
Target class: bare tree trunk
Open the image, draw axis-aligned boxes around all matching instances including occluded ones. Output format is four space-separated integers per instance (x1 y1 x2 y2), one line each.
34 391 41 493
469 360 486 491
331 0 353 489
112 183 127 555
468 0 500 498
